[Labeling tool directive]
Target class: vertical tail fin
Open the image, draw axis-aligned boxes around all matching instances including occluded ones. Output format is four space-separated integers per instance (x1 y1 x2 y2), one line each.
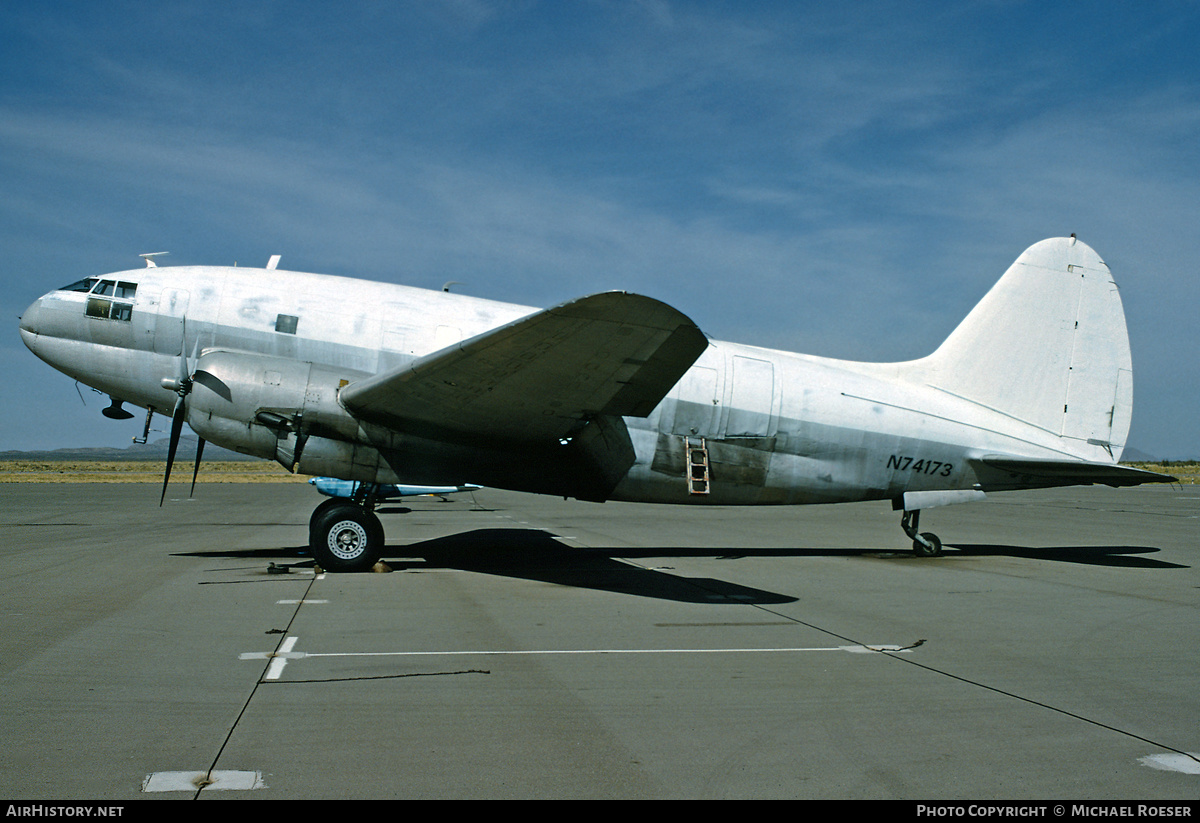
922 237 1132 461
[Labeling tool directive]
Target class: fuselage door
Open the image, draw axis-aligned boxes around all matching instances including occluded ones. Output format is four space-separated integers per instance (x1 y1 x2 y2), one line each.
670 365 721 437
723 355 777 438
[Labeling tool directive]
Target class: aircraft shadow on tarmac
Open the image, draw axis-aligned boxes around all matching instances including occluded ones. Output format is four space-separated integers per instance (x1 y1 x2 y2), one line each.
944 543 1185 569
175 527 1183 602
380 529 800 604
177 528 794 604
609 543 1184 569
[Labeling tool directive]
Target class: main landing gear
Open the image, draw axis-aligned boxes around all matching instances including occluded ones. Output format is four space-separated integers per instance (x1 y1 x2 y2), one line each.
309 493 385 573
900 509 943 557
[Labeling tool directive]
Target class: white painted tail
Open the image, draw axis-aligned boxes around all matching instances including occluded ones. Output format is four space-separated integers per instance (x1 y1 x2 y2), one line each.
923 237 1133 461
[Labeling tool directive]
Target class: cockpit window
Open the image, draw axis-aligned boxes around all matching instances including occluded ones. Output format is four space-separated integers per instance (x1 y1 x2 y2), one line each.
57 277 138 298
60 277 99 292
82 279 137 322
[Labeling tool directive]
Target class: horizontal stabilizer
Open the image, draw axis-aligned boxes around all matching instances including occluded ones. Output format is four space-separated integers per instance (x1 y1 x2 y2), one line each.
970 455 1176 489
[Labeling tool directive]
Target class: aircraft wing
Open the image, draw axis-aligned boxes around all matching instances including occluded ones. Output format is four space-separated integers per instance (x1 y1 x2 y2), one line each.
339 291 708 445
970 455 1177 488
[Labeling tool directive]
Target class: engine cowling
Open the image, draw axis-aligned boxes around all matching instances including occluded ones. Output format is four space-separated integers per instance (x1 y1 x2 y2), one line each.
184 349 396 482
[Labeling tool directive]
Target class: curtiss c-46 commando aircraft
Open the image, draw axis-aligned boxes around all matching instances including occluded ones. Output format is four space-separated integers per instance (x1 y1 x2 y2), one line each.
19 237 1175 571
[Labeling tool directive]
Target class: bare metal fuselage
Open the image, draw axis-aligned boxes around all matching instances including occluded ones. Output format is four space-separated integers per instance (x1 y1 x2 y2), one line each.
19 255 1127 509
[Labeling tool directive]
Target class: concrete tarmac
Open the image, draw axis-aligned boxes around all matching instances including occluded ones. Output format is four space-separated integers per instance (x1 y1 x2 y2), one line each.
0 482 1196 800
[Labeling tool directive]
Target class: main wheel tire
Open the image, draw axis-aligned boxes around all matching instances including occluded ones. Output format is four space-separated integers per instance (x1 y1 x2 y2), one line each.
310 503 384 572
308 497 346 544
912 531 943 557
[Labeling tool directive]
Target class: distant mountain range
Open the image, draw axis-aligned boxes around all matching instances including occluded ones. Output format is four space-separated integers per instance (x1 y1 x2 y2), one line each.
0 436 260 462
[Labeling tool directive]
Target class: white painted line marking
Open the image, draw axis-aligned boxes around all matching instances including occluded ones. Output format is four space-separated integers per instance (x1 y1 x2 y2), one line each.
275 644 909 660
366 644 909 657
142 770 265 792
276 599 328 604
240 638 911 677
1139 752 1200 774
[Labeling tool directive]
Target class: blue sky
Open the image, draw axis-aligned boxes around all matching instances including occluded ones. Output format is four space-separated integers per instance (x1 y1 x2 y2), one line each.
2 1 1197 458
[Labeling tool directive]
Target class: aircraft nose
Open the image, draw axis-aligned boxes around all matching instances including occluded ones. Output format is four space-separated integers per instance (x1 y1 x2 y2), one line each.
18 296 44 352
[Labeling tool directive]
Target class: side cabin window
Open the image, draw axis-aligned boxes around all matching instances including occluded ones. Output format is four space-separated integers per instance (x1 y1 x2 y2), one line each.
78 279 137 322
275 314 299 334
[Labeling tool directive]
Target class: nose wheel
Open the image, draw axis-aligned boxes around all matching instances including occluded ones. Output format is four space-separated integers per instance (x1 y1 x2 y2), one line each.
901 509 943 557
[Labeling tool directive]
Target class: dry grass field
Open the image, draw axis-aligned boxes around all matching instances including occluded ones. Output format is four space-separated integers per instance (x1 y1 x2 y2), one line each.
0 459 307 484
1128 461 1200 484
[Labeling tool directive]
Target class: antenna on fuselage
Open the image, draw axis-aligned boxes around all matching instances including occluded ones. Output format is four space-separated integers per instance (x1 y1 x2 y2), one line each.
140 252 169 268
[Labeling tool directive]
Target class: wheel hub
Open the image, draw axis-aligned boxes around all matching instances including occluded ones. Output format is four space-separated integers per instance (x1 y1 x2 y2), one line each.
328 520 369 560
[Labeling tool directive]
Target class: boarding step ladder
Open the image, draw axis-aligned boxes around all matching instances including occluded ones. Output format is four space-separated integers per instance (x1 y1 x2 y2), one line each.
685 436 711 495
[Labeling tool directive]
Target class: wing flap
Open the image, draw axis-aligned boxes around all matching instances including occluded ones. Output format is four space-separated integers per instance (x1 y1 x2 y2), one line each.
340 291 707 444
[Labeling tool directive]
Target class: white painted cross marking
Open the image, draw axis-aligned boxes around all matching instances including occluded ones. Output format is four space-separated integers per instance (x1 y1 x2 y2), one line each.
239 635 303 680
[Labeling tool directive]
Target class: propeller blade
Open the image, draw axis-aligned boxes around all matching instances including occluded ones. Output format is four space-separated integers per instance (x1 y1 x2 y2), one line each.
160 395 187 506
189 437 205 497
161 318 201 505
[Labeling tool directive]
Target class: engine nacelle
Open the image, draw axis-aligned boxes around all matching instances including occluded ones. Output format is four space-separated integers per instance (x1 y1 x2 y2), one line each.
184 349 392 480
289 434 402 485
